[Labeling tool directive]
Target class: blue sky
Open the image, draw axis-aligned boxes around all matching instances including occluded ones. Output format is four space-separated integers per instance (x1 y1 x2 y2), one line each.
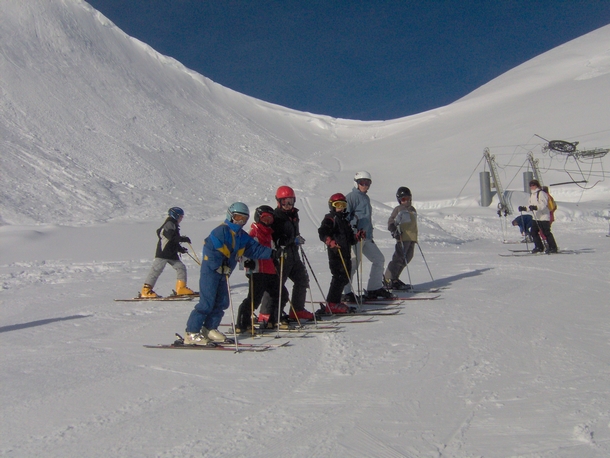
86 1 610 121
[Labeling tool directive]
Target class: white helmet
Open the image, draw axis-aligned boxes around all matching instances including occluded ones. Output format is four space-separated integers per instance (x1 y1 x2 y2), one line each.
354 171 372 182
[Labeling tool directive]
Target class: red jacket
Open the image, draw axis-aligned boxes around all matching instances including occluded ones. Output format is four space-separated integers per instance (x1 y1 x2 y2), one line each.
247 223 277 274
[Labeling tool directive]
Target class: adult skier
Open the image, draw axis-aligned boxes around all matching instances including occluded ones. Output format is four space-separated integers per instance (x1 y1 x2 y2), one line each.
140 207 194 298
522 180 558 254
183 203 275 345
342 171 391 301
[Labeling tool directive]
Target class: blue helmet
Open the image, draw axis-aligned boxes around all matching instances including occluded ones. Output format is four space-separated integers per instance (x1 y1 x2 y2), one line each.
168 207 184 220
226 202 249 223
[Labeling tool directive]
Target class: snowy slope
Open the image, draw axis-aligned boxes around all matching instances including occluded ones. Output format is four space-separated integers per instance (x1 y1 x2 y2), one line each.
2 0 609 225
1 1 610 457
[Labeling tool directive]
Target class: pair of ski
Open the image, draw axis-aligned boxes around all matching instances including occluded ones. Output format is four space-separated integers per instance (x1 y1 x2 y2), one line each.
499 248 591 257
144 333 290 352
115 294 198 302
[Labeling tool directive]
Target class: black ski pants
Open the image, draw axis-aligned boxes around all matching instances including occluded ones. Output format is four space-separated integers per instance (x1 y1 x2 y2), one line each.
236 273 281 329
532 220 557 251
326 247 351 304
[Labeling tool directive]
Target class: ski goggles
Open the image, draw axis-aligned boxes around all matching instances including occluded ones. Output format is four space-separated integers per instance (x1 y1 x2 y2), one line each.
259 212 274 225
357 179 372 187
331 200 347 210
399 196 411 203
279 197 295 206
232 213 249 225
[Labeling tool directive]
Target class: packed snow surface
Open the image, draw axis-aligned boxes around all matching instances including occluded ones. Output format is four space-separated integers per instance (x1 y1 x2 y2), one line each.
1 1 610 456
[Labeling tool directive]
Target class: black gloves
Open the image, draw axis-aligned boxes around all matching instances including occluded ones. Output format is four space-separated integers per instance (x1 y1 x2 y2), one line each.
178 246 188 253
244 259 256 269
529 205 538 211
518 206 527 212
180 236 191 244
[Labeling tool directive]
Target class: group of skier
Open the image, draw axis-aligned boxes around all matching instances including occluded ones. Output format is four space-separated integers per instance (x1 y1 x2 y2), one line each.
139 171 420 346
138 173 560 346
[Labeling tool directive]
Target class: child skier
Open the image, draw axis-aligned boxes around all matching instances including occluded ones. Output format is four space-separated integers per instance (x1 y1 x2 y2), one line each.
235 205 283 332
384 187 417 290
183 202 275 345
266 186 314 321
140 207 195 298
318 193 362 313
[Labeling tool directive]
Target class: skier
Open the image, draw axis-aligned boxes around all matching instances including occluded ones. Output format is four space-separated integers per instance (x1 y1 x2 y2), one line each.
318 193 363 313
521 180 558 254
512 214 534 242
342 171 391 302
183 202 275 345
262 186 314 321
140 207 195 298
235 205 283 332
384 187 417 290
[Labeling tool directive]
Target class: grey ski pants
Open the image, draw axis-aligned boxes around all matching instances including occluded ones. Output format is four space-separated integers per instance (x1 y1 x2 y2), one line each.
343 239 385 294
144 258 187 287
384 240 415 282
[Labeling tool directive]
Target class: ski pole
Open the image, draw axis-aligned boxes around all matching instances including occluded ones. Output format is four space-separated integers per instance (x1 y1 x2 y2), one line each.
276 247 285 338
416 242 436 287
305 277 320 327
358 240 364 296
185 250 201 266
188 243 201 265
299 246 328 314
249 272 256 338
338 247 362 311
402 240 413 289
225 273 239 352
519 210 530 251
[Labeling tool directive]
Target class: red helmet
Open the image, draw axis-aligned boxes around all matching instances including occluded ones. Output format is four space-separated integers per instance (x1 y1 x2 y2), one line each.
275 186 295 200
328 193 347 211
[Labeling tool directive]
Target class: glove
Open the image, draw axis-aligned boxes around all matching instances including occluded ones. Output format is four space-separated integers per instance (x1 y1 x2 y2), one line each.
295 235 306 246
356 230 366 241
271 249 285 260
216 265 231 275
518 206 527 212
325 237 339 249
391 230 400 240
178 246 188 253
529 205 538 211
180 236 191 244
244 259 255 269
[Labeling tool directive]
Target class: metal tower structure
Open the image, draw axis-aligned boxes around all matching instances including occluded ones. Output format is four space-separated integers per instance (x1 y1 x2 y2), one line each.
483 148 512 216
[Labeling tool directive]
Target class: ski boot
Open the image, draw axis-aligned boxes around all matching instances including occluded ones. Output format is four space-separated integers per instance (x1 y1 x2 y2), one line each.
324 302 353 314
175 280 196 296
140 284 159 298
289 309 315 321
183 331 212 346
207 329 228 342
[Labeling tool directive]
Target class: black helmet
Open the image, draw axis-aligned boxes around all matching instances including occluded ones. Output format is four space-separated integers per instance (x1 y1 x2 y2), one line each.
396 187 412 203
254 205 275 225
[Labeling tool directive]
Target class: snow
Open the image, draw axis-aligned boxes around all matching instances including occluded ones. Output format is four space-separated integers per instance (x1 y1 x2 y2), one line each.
1 0 610 456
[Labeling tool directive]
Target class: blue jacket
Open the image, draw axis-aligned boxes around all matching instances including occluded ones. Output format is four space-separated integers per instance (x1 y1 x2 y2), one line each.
202 220 272 272
346 186 374 240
